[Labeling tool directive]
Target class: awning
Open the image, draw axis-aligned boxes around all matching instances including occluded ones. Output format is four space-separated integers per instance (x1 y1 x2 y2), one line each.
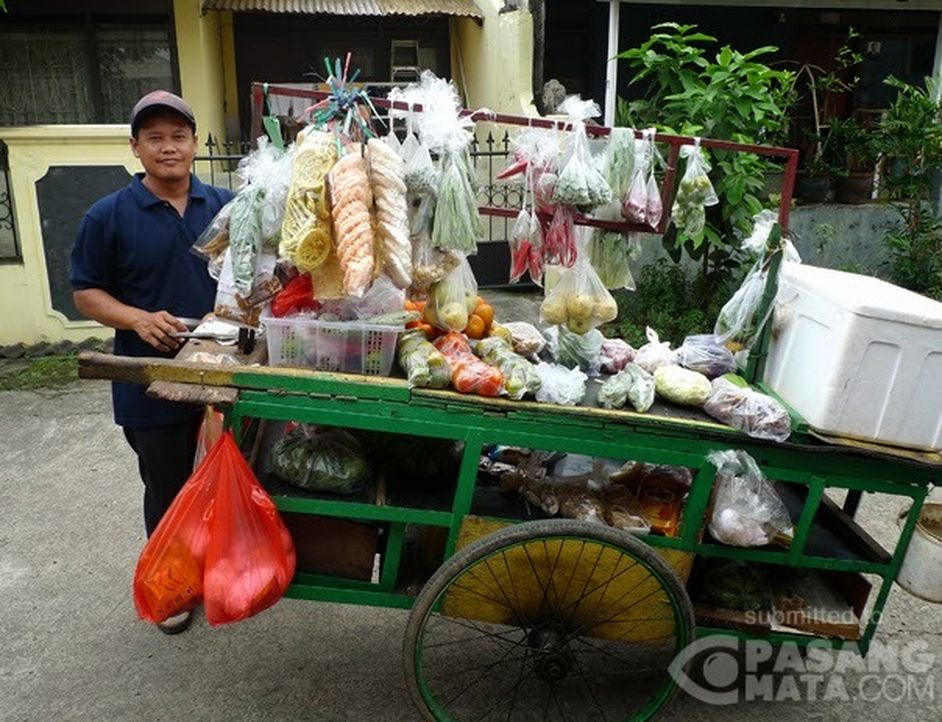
201 0 483 17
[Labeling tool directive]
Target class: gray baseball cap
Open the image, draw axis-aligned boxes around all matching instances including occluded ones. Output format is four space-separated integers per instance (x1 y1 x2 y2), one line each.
130 90 196 135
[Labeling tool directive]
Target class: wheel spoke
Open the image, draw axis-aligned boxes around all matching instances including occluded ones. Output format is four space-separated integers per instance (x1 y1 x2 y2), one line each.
521 542 554 619
438 635 531 707
424 616 523 650
570 648 610 722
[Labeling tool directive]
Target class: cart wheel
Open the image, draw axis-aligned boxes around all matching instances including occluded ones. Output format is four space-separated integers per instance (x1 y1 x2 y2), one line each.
403 519 695 721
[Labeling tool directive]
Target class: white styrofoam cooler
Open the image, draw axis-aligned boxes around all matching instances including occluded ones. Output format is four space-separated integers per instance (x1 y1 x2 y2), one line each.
764 263 942 451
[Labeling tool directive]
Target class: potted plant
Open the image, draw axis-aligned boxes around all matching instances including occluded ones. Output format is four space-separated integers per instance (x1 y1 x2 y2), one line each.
829 116 878 204
797 127 840 203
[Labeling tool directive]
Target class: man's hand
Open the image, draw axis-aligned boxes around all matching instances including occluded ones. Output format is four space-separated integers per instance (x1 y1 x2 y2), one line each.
131 310 188 352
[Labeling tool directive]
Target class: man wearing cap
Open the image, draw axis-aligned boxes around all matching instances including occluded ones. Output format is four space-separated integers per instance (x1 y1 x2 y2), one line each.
70 91 234 634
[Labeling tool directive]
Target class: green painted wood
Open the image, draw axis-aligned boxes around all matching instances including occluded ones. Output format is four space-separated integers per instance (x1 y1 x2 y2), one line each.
271 494 453 527
787 476 825 564
284 582 415 609
681 463 717 547
379 522 406 592
745 223 783 384
696 626 851 651
444 431 485 559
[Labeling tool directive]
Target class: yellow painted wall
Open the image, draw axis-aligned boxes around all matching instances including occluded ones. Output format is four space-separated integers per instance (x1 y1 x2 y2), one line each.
453 1 536 116
0 127 139 347
173 0 229 145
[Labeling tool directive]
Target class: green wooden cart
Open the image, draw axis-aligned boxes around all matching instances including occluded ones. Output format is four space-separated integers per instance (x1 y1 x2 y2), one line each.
79 340 942 721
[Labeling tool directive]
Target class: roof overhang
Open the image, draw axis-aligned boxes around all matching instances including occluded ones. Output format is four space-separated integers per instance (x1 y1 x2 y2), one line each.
202 0 484 18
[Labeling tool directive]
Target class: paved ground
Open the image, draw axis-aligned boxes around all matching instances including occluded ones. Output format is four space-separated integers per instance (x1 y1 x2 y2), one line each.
2 381 942 721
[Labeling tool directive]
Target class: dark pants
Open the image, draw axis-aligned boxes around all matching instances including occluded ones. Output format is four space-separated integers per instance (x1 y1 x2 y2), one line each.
123 419 201 536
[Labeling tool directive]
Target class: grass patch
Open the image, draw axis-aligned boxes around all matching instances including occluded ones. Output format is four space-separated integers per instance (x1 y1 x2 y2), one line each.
0 354 80 391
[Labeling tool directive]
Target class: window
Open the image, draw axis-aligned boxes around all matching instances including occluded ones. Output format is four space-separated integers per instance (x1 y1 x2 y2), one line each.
0 21 177 126
0 142 19 261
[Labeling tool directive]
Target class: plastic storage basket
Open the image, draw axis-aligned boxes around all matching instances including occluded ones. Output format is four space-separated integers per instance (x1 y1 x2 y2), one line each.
261 310 402 376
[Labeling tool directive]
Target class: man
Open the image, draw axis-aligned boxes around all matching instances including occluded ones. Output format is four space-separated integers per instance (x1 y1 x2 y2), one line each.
70 91 234 634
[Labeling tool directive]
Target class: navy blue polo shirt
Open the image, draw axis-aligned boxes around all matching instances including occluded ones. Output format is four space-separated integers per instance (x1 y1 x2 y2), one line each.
70 173 234 429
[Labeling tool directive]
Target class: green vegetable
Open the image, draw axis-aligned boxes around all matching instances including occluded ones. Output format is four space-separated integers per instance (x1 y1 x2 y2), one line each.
366 310 419 326
588 231 641 290
654 364 712 406
431 151 483 253
598 362 655 412
228 186 265 296
474 336 540 400
268 426 370 494
555 325 604 373
398 329 452 388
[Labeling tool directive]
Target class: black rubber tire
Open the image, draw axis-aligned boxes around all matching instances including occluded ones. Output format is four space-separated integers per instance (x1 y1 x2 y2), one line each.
402 518 696 722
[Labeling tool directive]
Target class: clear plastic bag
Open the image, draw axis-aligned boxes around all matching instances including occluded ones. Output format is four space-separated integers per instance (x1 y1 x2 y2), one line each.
398 329 453 388
588 230 641 290
411 229 462 294
676 334 736 379
227 186 265 297
433 332 504 397
426 255 477 332
508 166 546 285
633 327 678 374
707 449 794 548
671 138 718 239
743 209 778 255
713 264 768 351
552 96 612 208
704 376 792 442
192 201 231 272
600 127 636 201
552 325 604 376
654 365 713 406
622 129 662 226
500 321 547 360
543 205 577 268
403 141 439 196
600 338 635 374
237 137 296 246
533 362 588 406
431 150 482 253
367 138 412 289
214 249 280 327
268 425 371 495
540 234 618 334
280 129 336 267
598 362 655 412
475 336 541 400
329 146 376 298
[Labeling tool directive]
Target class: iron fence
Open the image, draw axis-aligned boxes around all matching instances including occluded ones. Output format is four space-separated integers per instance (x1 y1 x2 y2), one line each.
192 129 521 245
0 141 20 261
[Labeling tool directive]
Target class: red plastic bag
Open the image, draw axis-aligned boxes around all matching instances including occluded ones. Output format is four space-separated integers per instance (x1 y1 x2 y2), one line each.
193 406 226 470
133 438 224 623
203 433 296 626
433 332 504 397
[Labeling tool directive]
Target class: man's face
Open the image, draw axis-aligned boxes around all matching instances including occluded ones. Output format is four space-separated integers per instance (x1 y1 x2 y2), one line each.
130 112 197 182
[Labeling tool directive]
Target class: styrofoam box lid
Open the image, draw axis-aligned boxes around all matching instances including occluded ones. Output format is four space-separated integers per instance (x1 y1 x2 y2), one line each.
781 263 942 330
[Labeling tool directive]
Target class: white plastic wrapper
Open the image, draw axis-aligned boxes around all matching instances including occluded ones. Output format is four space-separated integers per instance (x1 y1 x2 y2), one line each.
676 334 736 379
654 365 712 406
707 449 794 547
742 209 778 255
634 327 678 374
500 321 547 360
533 363 588 406
704 376 792 442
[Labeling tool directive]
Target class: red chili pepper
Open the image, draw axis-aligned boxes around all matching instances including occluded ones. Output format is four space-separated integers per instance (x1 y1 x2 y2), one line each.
271 273 320 317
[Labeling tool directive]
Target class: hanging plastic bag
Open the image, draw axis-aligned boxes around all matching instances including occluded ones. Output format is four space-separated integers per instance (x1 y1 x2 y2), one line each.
552 96 612 209
704 375 792 442
431 150 482 253
398 328 453 388
367 138 413 289
707 449 794 548
544 205 577 268
237 137 296 246
622 138 649 224
384 129 403 158
540 232 618 334
132 437 225 624
214 249 280 327
533 362 588 405
598 362 655 412
713 263 769 353
329 145 376 297
474 336 541 400
671 138 718 239
271 272 320 318
400 114 420 163
588 230 641 290
280 129 336 268
654 365 713 406
426 256 478 332
203 433 296 626
600 338 635 374
433 332 504 397
600 127 636 202
742 209 778 255
403 141 439 196
675 334 736 379
192 202 231 280
193 407 226 470
633 327 678 374
509 208 533 284
268 425 371 494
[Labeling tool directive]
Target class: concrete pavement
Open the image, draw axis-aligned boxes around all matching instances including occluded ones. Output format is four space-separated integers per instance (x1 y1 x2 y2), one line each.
2 381 942 721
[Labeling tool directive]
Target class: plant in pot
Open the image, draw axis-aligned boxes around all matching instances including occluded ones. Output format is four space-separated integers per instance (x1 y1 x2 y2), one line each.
829 116 878 204
797 127 841 203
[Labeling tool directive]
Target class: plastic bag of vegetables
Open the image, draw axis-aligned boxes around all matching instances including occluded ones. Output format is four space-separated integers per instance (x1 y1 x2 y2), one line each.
500 321 546 360
549 325 604 376
621 129 663 226
474 336 541 400
398 329 452 388
431 150 483 254
433 332 503 397
633 327 677 374
599 126 636 202
676 334 736 379
268 425 371 495
704 375 792 442
670 139 718 239
600 338 635 374
708 449 794 548
588 230 641 290
425 256 478 332
598 363 655 413
540 236 618 334
533 363 588 406
552 96 612 209
713 264 768 354
654 365 712 406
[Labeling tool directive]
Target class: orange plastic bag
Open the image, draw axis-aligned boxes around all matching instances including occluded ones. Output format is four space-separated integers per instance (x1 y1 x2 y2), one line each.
203 433 296 626
133 437 224 624
193 406 226 470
